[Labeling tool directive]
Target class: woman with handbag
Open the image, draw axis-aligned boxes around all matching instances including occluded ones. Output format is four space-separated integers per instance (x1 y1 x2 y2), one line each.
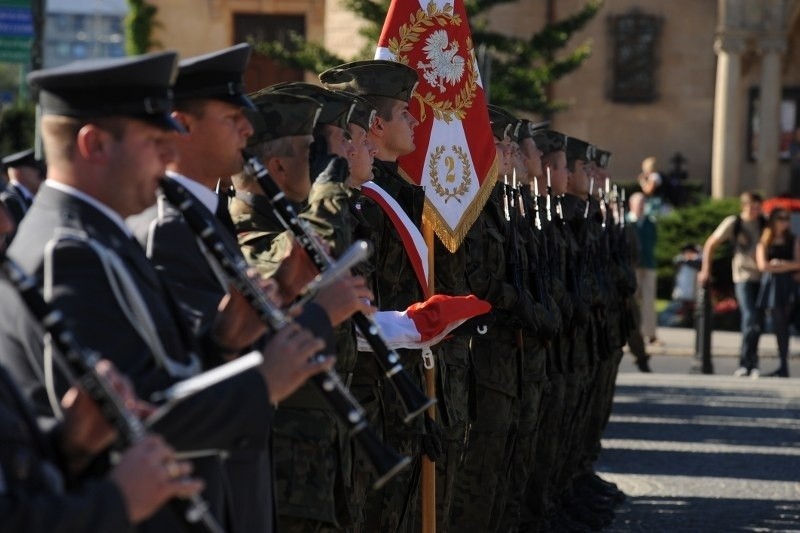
756 208 800 377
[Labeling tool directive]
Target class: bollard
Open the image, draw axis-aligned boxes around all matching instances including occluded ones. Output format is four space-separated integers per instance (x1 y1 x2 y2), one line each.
693 282 714 374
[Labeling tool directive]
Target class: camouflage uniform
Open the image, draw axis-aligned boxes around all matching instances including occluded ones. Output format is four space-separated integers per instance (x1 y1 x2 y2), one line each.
357 159 429 533
451 184 542 532
229 89 359 531
500 184 560 531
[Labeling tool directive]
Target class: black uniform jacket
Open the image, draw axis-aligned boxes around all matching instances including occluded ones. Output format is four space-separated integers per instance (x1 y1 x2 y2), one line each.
0 365 131 533
0 184 273 532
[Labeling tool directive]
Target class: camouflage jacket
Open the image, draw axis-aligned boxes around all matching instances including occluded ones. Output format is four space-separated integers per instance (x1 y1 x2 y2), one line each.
358 159 426 311
230 191 291 279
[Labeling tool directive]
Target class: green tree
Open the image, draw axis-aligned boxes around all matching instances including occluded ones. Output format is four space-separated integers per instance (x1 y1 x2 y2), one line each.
251 0 602 116
0 102 36 155
125 0 160 55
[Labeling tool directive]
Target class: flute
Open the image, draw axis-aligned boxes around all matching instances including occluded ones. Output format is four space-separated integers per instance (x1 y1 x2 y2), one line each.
0 254 225 533
158 178 410 489
241 150 436 423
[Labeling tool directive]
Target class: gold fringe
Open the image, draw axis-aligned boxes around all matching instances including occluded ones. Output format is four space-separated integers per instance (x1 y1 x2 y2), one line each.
422 154 499 253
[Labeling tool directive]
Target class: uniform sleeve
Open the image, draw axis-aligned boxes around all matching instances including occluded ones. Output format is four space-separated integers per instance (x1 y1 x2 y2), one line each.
144 215 225 334
301 182 354 259
0 479 133 533
463 218 519 312
149 368 272 452
239 229 292 280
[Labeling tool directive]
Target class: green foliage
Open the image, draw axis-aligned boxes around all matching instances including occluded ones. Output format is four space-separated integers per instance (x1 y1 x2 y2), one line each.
478 0 602 115
654 198 740 298
250 36 347 76
252 0 601 116
125 0 161 55
0 102 36 155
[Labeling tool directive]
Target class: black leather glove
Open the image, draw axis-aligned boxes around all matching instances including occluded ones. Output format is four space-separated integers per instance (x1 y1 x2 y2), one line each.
314 155 350 185
421 414 444 462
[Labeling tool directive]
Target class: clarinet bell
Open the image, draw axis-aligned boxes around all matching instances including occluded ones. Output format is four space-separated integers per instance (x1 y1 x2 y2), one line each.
354 427 411 490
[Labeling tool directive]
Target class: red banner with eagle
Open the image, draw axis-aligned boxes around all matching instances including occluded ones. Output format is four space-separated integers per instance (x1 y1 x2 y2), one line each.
375 0 498 252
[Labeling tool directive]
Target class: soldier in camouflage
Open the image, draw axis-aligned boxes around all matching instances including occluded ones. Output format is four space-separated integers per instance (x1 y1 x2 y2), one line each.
230 88 375 532
320 59 440 532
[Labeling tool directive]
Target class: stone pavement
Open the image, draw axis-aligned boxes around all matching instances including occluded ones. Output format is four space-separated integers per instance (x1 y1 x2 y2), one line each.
631 326 800 359
597 370 800 532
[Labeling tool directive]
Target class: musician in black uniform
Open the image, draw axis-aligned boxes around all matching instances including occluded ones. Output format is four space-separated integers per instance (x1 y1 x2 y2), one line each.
0 148 44 245
0 200 207 531
0 51 334 533
126 45 374 533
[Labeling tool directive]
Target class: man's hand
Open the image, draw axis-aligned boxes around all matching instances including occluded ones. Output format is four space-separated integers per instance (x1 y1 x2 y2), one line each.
271 236 322 303
110 435 204 524
60 360 154 471
213 287 268 353
259 323 333 403
312 275 376 327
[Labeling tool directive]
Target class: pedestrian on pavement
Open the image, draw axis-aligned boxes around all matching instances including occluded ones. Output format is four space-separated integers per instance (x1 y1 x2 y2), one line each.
698 191 765 378
637 156 662 215
628 192 660 346
756 207 800 377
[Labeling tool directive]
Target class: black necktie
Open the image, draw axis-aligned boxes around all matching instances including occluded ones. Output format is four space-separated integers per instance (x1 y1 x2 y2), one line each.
215 195 237 237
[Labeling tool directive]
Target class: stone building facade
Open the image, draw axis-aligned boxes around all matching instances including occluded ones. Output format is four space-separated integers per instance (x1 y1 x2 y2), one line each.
149 0 800 198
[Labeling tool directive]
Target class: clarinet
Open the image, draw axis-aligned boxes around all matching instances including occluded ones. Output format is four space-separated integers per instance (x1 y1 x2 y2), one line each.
0 254 225 533
241 150 435 423
158 178 410 489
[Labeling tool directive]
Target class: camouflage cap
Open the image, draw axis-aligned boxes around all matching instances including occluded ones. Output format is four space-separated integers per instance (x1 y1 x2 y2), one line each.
566 136 594 163
319 60 418 103
593 147 612 169
514 119 550 142
532 130 567 155
487 104 517 141
265 82 354 130
245 90 322 146
335 91 377 132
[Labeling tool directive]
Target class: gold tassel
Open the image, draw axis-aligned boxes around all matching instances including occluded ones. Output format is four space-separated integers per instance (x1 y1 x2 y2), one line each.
421 155 499 252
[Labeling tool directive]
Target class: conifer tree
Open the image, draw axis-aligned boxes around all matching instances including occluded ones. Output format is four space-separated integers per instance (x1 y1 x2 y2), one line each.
251 0 602 116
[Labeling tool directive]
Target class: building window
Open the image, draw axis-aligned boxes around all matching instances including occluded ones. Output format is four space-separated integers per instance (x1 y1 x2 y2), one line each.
608 9 662 103
747 87 800 161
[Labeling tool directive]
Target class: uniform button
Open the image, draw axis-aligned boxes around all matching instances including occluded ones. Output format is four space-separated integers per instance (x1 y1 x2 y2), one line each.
235 437 251 448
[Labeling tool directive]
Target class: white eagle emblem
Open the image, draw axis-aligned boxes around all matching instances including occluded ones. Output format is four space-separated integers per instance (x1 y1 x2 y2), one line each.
417 29 465 93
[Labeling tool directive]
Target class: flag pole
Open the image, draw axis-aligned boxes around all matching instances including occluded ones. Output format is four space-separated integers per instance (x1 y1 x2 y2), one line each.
422 220 436 533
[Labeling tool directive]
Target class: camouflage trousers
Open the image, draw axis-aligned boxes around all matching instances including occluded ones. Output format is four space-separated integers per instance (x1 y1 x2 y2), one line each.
579 347 623 475
500 377 548 532
554 366 594 496
519 371 566 528
362 363 426 533
435 338 471 531
449 384 518 532
273 405 354 530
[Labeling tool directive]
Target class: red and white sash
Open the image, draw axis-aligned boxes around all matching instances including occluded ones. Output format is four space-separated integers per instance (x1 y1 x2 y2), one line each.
361 181 429 295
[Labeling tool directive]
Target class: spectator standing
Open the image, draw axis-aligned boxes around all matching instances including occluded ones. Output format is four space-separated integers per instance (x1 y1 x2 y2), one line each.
628 192 659 345
755 208 800 377
637 156 662 214
698 191 765 377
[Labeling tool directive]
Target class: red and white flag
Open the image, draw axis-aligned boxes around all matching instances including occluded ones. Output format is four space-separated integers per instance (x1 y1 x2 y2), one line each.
376 0 498 252
357 294 491 351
